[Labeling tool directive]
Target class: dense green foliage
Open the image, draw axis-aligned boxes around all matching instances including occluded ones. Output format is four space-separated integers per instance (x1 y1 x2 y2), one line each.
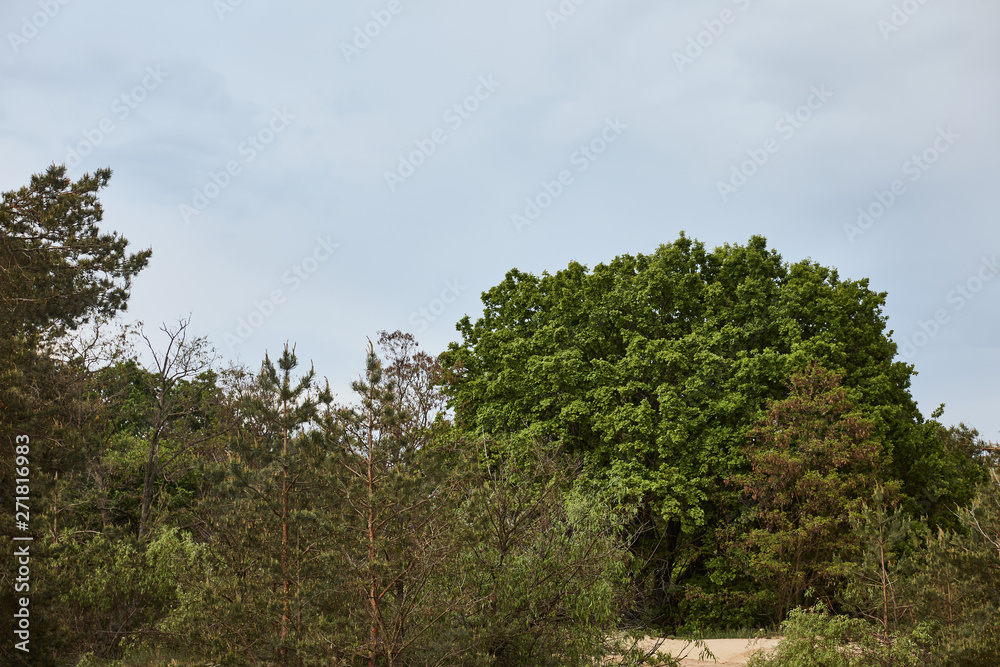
439 234 989 629
0 164 150 339
727 363 885 624
2 166 996 665
745 605 933 667
746 469 1000 666
1 166 151 666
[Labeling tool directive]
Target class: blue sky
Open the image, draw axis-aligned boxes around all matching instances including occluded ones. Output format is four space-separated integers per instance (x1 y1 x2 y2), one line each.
2 0 998 437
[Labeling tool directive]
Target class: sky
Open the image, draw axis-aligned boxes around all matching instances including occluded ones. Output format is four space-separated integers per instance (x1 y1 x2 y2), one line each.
2 0 998 438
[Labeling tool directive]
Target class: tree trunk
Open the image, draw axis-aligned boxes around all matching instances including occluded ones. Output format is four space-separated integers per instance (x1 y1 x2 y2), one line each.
94 468 111 530
281 407 290 662
368 420 378 667
138 434 159 540
878 526 890 635
52 470 59 544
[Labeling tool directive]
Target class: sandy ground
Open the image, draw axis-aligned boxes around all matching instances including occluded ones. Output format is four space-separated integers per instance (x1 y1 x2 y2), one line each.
635 636 782 666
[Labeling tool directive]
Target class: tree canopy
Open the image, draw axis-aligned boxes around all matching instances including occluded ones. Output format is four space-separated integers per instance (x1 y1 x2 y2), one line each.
440 234 983 626
2 166 995 663
0 164 150 338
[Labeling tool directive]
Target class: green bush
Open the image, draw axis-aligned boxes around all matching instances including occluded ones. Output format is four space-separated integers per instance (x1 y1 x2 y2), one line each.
746 605 932 667
930 616 1000 666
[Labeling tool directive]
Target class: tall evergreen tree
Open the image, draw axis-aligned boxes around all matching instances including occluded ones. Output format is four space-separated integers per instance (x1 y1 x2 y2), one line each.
321 332 461 666
728 362 884 623
1 165 150 664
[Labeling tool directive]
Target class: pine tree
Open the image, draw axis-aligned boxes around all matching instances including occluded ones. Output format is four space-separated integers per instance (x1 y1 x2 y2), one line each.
1 165 149 664
728 362 883 623
175 345 321 664
320 331 460 665
844 485 919 635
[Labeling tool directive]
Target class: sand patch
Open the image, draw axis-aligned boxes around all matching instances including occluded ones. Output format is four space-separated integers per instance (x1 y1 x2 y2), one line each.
635 636 782 666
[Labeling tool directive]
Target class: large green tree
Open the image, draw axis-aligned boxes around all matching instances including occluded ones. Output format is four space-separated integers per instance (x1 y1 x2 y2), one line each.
1 164 150 477
1 165 150 664
0 165 150 338
439 234 971 628
1 164 150 471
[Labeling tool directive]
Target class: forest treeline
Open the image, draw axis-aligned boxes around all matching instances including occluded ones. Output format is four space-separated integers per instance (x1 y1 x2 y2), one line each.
2 166 998 666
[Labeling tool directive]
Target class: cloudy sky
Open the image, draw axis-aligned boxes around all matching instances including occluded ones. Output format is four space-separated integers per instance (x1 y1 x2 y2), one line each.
2 0 998 437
